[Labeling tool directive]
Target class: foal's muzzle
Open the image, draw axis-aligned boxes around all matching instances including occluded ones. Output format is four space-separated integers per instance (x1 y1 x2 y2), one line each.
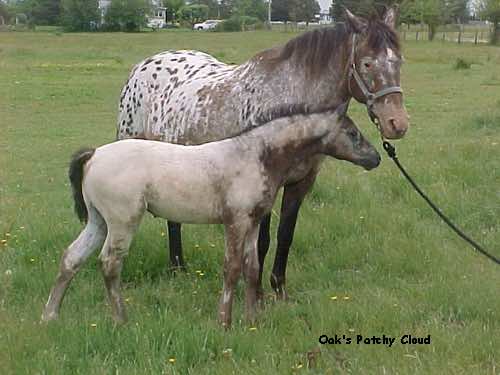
360 151 381 170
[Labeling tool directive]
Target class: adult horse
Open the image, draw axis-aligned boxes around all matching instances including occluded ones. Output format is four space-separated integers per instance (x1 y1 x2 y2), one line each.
116 8 409 299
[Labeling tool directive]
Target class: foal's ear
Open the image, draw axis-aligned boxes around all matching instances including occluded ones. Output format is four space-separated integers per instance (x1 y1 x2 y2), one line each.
344 8 368 33
383 7 398 29
334 102 349 118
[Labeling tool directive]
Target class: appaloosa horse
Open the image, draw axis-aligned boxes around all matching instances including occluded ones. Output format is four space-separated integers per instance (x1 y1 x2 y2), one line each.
116 8 409 299
42 105 380 327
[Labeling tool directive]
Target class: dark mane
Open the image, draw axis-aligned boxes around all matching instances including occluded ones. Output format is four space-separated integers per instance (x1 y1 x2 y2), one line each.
266 20 400 78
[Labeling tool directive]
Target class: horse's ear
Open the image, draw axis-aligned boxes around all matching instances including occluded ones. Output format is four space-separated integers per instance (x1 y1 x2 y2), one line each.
344 8 368 34
335 102 349 118
383 7 398 29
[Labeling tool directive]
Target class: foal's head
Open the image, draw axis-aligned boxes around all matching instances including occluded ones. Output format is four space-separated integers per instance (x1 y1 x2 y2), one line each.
323 104 380 170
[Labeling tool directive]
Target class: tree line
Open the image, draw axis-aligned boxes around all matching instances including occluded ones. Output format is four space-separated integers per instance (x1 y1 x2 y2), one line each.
331 1 499 43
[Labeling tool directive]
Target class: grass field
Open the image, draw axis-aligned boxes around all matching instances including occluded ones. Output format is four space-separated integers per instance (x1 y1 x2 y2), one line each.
1 29 500 374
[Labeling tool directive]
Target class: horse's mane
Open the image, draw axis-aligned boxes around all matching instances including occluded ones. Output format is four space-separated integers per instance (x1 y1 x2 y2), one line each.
263 20 400 78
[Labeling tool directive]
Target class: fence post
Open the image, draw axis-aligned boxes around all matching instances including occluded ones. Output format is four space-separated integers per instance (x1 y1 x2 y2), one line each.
475 31 478 45
442 32 445 42
458 29 462 44
416 31 419 41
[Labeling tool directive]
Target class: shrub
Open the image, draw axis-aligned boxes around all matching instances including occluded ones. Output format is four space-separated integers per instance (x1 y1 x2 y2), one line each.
453 58 471 70
216 15 241 31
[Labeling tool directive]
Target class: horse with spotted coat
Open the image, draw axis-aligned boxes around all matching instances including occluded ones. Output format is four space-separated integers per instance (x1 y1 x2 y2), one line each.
116 9 409 299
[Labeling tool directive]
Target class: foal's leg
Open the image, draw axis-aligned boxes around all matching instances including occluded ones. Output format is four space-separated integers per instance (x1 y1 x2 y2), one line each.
243 225 260 323
167 221 185 270
256 214 271 302
99 223 137 324
42 207 106 321
271 171 318 300
219 220 252 329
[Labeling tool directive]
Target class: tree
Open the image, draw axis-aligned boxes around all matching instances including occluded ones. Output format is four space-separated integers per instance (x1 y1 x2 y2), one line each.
293 0 320 23
330 0 403 21
164 0 185 21
60 0 99 31
219 0 234 18
477 0 500 44
234 0 267 20
14 0 61 25
178 3 209 24
0 1 11 24
190 0 219 18
271 0 290 21
104 0 150 31
401 0 443 39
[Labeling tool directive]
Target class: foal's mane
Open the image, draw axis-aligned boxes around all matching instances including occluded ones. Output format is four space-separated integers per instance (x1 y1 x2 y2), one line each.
231 103 334 139
262 20 400 78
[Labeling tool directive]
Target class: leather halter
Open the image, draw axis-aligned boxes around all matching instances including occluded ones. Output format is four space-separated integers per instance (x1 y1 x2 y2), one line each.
347 34 403 123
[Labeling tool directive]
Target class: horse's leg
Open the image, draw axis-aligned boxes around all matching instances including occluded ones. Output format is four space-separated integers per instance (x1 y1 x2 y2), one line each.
243 224 260 323
99 223 136 324
256 214 271 302
270 170 318 300
42 207 106 321
218 220 251 329
167 221 185 270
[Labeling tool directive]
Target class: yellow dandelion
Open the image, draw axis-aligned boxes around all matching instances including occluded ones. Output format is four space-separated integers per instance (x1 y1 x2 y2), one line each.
296 363 303 369
348 328 355 333
90 323 97 328
194 244 200 248
160 232 166 237
222 348 232 357
210 243 216 248
5 233 10 237
343 296 350 300
1 239 7 245
249 327 257 331
30 258 35 262
168 358 176 364
125 298 131 303
195 270 202 274
199 272 205 276
330 296 338 301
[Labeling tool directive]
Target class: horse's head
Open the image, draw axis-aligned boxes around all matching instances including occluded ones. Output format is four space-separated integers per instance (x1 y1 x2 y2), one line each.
324 103 380 170
344 8 409 139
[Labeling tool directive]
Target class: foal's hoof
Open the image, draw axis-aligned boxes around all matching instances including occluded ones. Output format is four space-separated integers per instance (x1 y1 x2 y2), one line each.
40 310 58 323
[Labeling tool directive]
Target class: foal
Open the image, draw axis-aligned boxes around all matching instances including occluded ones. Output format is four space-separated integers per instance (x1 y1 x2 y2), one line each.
42 105 380 327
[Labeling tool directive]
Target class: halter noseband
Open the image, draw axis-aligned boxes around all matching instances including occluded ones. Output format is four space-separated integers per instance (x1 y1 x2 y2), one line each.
347 34 403 124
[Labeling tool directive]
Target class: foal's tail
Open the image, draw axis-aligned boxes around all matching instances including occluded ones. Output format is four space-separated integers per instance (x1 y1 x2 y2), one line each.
69 148 95 223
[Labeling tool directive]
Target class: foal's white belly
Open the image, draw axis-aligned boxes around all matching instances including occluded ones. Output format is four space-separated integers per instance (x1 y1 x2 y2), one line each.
145 170 222 224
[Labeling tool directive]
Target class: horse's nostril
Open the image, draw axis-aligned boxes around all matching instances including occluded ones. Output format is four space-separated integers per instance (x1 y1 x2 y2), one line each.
389 118 406 136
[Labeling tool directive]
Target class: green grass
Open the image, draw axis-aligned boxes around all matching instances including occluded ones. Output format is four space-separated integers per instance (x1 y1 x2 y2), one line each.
1 30 500 374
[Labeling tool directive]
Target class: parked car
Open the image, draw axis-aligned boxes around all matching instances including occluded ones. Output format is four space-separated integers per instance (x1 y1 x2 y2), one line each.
193 20 221 30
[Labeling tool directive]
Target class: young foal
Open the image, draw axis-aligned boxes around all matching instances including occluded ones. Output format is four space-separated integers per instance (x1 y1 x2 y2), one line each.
42 106 380 327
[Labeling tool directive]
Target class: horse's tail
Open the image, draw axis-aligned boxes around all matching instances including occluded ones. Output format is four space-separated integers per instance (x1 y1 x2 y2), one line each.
68 148 95 223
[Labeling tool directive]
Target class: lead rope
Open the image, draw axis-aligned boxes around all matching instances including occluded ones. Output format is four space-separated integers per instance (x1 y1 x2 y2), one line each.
381 139 500 266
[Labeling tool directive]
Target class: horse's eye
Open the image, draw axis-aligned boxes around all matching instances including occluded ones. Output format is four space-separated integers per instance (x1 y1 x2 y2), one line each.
348 129 358 139
364 62 372 69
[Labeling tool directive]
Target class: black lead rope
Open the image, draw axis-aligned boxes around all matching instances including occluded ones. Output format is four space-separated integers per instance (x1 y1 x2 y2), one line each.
382 141 500 266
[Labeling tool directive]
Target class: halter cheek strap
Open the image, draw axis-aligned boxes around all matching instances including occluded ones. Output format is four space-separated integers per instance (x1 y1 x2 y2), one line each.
347 34 403 118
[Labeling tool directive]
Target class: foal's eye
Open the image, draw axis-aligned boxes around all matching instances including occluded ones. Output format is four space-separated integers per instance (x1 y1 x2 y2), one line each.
364 62 372 69
348 129 358 139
